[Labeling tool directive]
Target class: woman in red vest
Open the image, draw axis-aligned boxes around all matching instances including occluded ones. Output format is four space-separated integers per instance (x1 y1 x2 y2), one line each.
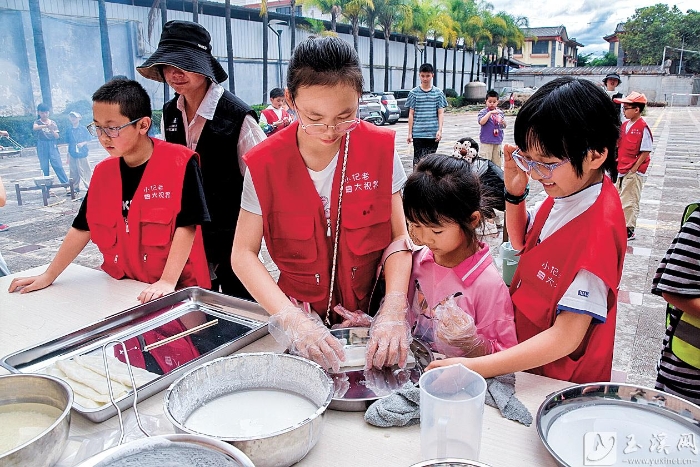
428 78 627 383
232 37 413 373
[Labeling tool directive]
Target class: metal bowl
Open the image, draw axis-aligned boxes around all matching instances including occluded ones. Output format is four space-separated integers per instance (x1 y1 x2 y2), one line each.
0 374 73 467
74 434 255 467
164 352 334 467
328 327 433 411
537 382 700 467
410 460 492 467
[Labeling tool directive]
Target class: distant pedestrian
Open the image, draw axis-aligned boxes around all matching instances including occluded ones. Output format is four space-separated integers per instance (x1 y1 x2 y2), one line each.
406 63 447 168
613 91 653 241
603 72 623 116
0 173 10 275
478 89 506 167
260 88 292 137
509 92 515 110
652 202 700 405
33 103 69 185
66 111 93 193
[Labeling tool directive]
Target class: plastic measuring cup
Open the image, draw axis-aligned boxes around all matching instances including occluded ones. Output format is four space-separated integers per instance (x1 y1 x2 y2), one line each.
419 364 487 461
499 241 520 286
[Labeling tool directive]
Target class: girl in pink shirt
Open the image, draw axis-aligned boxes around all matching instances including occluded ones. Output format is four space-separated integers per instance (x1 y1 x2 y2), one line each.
404 153 517 357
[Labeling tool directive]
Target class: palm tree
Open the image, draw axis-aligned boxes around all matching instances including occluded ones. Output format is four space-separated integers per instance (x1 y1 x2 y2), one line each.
225 0 236 93
29 0 51 107
363 5 379 91
461 5 490 84
148 0 169 101
395 7 417 88
290 0 297 54
341 0 374 53
261 0 269 104
375 0 411 92
305 0 342 32
193 0 199 22
300 18 337 36
97 0 113 82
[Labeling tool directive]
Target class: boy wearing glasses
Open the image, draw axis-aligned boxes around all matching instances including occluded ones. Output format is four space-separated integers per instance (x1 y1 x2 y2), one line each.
8 79 211 303
613 92 653 241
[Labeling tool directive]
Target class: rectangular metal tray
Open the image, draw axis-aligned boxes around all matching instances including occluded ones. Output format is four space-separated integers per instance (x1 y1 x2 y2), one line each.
0 287 269 422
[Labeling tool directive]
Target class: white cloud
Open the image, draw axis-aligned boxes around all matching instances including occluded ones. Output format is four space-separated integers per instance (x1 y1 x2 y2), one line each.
489 0 696 56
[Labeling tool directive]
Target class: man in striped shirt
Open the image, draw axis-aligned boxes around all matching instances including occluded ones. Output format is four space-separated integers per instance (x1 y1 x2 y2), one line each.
406 63 447 168
652 207 700 405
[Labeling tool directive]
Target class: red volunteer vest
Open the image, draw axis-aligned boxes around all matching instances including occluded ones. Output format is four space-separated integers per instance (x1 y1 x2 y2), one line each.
511 177 626 383
617 118 651 174
261 108 291 136
87 138 210 289
245 121 395 323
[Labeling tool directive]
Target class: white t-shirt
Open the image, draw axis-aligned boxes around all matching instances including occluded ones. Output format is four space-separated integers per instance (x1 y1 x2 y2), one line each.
259 105 283 125
241 151 407 236
527 182 609 322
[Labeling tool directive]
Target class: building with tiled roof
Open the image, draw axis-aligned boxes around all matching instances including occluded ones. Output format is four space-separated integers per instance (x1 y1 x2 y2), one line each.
604 23 626 66
513 25 583 68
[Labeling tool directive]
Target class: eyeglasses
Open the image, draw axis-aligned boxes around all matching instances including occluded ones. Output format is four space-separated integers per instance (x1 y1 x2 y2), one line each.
296 112 359 135
623 106 636 111
511 148 570 179
87 118 143 138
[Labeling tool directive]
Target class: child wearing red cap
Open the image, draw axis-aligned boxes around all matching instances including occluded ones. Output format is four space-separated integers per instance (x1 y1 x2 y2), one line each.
614 91 653 241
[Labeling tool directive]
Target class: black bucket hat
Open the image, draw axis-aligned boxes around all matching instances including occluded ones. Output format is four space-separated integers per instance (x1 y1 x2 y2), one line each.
602 72 621 85
137 20 227 84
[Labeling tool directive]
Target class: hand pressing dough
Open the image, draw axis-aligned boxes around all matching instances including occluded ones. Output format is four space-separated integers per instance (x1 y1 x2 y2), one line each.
339 345 416 369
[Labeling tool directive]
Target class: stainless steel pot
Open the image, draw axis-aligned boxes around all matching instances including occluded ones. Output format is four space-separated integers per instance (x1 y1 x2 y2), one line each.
164 353 334 467
0 374 73 467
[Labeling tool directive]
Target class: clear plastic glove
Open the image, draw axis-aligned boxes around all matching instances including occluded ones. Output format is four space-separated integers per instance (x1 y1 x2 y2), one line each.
365 292 412 369
331 304 373 329
434 296 493 358
363 366 412 397
268 304 345 372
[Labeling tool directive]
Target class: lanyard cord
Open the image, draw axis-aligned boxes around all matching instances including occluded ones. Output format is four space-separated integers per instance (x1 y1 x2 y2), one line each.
325 131 351 326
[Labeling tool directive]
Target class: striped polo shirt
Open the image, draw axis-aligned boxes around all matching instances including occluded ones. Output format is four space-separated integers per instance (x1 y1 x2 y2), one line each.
406 86 447 138
652 209 700 405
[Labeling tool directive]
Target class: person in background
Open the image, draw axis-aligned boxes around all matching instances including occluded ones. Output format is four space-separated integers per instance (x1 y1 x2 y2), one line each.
232 37 413 373
0 173 9 272
652 203 700 405
428 77 626 384
260 88 292 137
66 111 93 194
613 91 653 241
477 89 506 168
406 63 447 169
404 153 517 358
603 72 623 116
8 79 211 302
33 103 69 187
137 20 264 299
509 92 515 110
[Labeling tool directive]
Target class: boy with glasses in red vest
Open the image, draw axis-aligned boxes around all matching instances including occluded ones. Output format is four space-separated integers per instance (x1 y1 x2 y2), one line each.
613 91 653 241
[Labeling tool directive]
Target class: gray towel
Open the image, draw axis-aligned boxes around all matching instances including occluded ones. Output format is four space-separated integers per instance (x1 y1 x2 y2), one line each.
365 382 420 427
364 373 532 427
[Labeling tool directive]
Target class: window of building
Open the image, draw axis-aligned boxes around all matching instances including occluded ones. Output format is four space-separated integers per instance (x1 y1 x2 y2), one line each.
557 42 562 51
531 40 549 54
512 46 523 55
275 6 302 15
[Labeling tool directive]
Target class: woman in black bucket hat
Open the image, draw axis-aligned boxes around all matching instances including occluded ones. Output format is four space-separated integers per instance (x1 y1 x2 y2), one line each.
138 20 265 300
603 72 623 115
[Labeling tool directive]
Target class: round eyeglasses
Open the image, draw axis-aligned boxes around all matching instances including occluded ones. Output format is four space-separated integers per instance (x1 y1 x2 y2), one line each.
87 117 144 138
511 148 570 179
296 113 359 136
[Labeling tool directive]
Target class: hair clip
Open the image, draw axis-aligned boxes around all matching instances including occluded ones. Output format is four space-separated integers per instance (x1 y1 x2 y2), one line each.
451 140 477 162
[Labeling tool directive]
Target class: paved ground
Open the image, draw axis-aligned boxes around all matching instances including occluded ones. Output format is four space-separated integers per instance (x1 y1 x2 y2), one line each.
1 106 698 388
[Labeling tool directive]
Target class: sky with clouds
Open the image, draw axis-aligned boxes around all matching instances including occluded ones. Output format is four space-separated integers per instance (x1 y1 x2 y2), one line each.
488 0 696 56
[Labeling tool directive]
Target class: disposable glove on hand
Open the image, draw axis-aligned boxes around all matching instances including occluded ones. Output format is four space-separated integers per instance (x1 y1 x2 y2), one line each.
268 304 345 372
434 296 493 357
365 292 412 369
331 304 373 329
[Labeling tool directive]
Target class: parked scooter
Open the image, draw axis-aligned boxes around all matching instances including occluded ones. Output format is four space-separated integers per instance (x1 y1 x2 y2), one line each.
359 94 384 126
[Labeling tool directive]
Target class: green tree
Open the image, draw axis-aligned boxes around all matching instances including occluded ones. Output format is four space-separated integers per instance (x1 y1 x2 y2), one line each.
363 4 379 91
677 9 700 73
341 0 374 52
577 52 592 67
619 4 683 65
305 0 342 32
225 0 236 93
375 0 411 92
589 52 618 67
29 0 51 107
97 0 113 82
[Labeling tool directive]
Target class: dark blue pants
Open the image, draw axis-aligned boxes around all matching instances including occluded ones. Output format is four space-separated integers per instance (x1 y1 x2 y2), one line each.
36 140 68 184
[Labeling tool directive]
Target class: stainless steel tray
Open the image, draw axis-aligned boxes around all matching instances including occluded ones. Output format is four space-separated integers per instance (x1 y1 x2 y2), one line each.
328 327 433 412
537 383 700 467
0 287 269 423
